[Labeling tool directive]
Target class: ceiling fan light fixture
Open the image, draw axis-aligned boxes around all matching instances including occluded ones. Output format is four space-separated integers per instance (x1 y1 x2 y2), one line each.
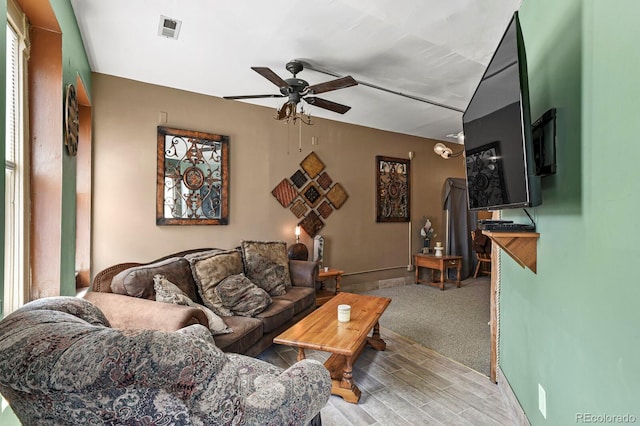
276 102 313 125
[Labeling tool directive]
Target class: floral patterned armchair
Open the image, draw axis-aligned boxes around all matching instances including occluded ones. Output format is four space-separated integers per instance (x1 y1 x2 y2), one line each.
0 297 330 425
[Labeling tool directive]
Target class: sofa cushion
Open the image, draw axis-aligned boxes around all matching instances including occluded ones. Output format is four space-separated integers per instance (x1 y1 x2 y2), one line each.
153 275 233 336
111 257 199 302
272 287 316 316
188 249 244 317
215 274 272 317
241 241 291 295
213 316 263 353
255 299 294 333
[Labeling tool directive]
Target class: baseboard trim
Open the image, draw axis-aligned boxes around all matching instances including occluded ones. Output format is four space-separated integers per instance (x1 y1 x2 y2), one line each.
497 367 530 426
343 276 411 294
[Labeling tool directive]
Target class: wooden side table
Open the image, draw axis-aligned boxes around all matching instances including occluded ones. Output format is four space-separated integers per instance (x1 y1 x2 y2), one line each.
315 268 344 306
414 254 463 290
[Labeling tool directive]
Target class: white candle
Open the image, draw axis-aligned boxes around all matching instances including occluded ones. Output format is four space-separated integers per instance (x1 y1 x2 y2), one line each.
338 304 351 322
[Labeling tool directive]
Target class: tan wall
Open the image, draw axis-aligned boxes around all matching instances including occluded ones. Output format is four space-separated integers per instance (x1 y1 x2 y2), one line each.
91 73 465 288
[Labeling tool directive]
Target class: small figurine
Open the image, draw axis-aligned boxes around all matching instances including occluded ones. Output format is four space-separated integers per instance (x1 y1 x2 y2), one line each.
420 218 436 252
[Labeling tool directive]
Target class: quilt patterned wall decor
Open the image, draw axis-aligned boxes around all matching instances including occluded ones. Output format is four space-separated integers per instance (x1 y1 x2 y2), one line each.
271 151 348 237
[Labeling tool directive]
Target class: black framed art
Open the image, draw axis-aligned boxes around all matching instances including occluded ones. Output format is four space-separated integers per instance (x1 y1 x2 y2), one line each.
376 155 410 222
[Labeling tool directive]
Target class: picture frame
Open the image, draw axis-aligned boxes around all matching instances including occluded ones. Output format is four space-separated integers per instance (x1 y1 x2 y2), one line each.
156 126 229 225
376 155 410 222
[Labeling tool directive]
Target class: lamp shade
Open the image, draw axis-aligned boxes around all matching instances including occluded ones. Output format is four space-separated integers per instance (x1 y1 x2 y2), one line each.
433 143 448 155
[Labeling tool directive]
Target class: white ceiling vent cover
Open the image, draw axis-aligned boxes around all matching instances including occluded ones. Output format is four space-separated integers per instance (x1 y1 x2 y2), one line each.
158 15 182 40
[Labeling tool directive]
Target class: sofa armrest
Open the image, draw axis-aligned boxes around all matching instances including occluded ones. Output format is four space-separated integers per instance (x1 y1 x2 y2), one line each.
289 260 319 288
83 291 208 332
244 359 331 424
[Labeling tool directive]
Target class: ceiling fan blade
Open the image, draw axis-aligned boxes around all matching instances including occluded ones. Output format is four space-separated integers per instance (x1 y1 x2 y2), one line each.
223 94 286 100
251 67 290 88
303 97 351 114
307 76 358 95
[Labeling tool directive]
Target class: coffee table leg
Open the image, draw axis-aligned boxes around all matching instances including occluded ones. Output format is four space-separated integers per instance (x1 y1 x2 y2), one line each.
334 357 361 403
367 322 387 351
456 262 462 288
297 347 306 362
340 358 354 389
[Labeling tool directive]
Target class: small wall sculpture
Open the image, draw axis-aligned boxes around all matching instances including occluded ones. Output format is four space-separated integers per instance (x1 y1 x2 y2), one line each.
271 151 348 237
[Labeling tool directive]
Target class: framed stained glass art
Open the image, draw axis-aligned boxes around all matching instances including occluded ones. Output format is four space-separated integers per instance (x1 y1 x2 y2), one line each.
157 126 229 225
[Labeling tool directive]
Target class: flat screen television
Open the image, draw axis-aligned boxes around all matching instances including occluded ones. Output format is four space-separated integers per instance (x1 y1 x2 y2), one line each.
462 11 541 211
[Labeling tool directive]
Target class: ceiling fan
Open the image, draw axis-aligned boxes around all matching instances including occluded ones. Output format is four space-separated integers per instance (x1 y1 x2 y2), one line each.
223 60 358 120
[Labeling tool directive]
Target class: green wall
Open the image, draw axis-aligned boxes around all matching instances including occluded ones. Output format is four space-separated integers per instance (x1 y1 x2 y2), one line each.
51 0 92 297
500 0 640 424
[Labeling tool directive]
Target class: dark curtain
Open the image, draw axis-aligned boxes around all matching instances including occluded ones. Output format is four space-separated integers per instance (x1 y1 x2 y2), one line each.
442 178 477 280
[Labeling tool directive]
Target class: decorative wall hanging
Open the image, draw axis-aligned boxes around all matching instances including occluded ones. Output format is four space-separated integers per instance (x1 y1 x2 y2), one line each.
270 151 348 237
156 126 229 225
64 84 79 156
376 155 410 222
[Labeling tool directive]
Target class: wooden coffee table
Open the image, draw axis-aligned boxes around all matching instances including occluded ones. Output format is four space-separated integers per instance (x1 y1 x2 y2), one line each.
273 292 391 403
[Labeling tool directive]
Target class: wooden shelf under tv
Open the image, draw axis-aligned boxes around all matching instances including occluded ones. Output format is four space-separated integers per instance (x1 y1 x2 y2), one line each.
482 231 540 273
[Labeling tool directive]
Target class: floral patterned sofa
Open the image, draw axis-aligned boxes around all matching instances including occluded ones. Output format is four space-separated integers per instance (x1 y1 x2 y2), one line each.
0 297 331 425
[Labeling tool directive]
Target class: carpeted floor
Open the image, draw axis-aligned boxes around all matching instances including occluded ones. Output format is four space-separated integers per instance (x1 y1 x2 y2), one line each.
363 276 491 376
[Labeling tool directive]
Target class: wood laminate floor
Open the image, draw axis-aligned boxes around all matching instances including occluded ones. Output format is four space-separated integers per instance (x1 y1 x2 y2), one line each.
257 327 516 426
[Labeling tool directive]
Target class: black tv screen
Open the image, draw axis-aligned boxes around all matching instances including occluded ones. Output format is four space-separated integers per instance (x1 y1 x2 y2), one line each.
462 12 541 211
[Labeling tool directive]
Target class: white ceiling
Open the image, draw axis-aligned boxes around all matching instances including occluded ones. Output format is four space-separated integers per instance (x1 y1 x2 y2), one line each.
70 0 522 142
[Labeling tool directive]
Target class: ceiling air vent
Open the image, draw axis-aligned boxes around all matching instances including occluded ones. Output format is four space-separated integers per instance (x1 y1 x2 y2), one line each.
158 15 182 40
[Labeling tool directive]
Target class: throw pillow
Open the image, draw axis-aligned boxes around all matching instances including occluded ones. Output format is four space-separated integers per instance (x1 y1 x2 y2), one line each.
241 240 291 295
153 275 233 336
215 274 272 317
111 257 199 302
247 254 288 296
188 249 244 317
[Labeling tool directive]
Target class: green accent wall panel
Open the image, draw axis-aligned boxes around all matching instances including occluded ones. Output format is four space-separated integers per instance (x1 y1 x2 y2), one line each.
52 0 92 296
500 0 640 424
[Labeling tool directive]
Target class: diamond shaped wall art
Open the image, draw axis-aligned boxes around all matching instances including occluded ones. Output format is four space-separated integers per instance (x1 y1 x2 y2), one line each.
317 200 333 219
300 151 325 178
290 199 307 218
290 170 308 188
270 151 348 237
271 179 298 208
